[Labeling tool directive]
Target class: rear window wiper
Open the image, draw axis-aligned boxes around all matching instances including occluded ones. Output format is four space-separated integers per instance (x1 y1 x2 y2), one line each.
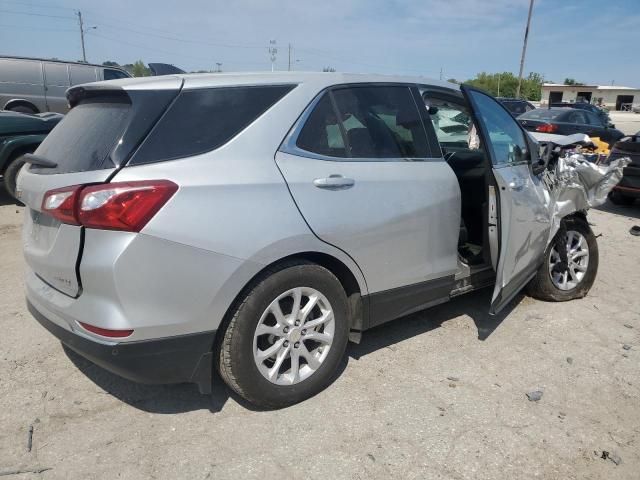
23 153 58 168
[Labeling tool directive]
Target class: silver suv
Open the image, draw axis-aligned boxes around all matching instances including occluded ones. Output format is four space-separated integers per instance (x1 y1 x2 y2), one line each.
19 73 599 408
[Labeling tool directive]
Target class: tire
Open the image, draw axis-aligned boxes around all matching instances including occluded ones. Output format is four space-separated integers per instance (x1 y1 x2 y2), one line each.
3 155 27 199
217 261 350 408
527 216 599 302
8 105 37 114
608 190 636 206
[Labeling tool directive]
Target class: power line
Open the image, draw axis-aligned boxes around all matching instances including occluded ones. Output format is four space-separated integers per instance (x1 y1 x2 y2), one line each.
0 8 72 20
0 0 75 10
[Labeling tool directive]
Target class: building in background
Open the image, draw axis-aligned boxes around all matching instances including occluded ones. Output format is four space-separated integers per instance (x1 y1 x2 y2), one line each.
540 83 640 111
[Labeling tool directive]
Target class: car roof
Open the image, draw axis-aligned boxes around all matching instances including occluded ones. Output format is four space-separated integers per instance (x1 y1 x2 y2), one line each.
0 55 129 73
88 71 460 92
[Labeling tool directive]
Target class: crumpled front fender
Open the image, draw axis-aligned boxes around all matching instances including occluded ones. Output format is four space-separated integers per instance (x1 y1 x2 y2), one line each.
542 153 631 244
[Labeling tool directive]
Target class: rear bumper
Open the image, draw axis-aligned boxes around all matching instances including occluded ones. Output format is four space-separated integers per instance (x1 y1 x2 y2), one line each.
27 300 215 394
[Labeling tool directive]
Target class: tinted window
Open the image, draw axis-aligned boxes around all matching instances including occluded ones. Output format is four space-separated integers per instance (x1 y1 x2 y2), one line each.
69 65 97 85
584 111 603 126
33 96 130 174
468 90 528 165
566 111 589 124
44 63 69 86
296 86 429 159
519 109 564 121
132 85 295 165
104 68 128 80
296 94 347 157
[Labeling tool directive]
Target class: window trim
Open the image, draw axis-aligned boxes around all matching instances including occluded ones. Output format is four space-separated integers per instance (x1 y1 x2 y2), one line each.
280 82 442 162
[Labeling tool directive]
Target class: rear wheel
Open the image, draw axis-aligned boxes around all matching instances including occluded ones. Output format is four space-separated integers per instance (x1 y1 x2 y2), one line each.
527 216 599 302
217 262 350 408
3 155 28 199
608 190 636 206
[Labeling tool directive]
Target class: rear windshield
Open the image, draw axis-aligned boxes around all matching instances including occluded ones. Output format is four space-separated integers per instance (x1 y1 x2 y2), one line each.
518 109 565 120
31 96 130 174
130 84 296 165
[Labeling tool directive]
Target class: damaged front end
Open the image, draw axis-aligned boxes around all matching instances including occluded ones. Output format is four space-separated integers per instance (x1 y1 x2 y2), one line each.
531 132 632 244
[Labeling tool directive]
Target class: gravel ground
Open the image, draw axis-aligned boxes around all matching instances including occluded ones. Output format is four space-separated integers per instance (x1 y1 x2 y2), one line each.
609 112 640 136
1 187 639 480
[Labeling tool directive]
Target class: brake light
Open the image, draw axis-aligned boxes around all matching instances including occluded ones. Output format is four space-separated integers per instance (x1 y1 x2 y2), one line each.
79 322 133 338
41 180 178 232
536 123 558 133
41 185 82 225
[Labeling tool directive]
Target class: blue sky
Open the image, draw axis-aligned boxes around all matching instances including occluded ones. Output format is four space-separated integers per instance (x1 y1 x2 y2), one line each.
1 0 638 86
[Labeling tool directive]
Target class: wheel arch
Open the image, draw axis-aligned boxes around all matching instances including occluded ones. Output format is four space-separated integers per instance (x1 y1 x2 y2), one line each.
0 139 40 174
4 99 39 113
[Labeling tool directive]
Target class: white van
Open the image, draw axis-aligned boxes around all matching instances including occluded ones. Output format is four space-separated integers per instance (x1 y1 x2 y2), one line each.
0 56 130 114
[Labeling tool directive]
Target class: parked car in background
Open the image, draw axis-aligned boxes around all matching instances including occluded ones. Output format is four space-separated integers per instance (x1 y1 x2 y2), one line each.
608 134 640 205
20 73 604 408
632 105 640 113
0 110 63 197
0 56 130 114
497 97 535 116
550 101 612 126
518 108 625 145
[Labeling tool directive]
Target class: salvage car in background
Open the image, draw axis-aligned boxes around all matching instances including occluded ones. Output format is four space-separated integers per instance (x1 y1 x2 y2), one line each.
0 56 130 114
518 108 625 145
0 110 62 197
551 101 612 126
19 73 626 408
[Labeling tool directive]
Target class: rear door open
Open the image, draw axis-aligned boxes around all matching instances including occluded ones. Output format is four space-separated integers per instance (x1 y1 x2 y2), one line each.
18 80 181 297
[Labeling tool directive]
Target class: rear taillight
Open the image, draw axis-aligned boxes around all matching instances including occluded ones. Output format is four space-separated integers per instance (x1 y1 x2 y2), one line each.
41 180 178 232
535 123 558 133
41 185 82 225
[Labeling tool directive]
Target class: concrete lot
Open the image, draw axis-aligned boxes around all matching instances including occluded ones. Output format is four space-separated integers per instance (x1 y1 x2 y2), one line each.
610 111 640 136
1 187 639 480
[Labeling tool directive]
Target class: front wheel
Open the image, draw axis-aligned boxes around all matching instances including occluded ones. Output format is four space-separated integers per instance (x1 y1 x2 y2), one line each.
527 216 599 302
217 262 350 408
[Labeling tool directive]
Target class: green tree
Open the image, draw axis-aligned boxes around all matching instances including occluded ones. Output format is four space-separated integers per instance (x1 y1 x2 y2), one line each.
464 71 543 100
102 61 120 67
322 66 336 72
121 60 151 77
563 78 584 86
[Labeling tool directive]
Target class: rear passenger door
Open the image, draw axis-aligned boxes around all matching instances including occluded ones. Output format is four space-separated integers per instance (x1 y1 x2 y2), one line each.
276 84 461 326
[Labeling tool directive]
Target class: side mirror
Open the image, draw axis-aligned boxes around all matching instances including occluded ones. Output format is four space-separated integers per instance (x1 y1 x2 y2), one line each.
528 136 548 175
608 123 616 129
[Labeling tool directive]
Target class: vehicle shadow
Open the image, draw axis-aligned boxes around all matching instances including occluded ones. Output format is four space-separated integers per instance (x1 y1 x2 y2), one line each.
63 287 517 414
0 185 21 207
595 200 640 220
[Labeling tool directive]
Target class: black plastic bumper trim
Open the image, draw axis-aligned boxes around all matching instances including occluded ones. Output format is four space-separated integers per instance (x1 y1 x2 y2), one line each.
27 300 215 392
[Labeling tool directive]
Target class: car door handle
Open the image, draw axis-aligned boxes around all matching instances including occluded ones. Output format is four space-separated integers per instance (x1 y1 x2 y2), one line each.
508 180 525 191
313 175 355 190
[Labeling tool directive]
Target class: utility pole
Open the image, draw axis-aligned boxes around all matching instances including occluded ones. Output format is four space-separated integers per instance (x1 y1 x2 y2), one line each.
77 10 86 63
516 0 535 99
439 67 443 81
216 62 222 73
269 40 277 72
288 43 292 71
497 73 501 97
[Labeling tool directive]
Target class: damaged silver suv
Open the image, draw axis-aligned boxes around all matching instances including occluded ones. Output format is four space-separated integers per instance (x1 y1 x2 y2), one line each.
19 73 623 408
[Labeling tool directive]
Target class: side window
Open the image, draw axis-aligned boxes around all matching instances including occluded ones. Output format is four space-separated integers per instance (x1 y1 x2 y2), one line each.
569 111 589 124
103 68 129 80
296 94 348 157
132 85 295 165
296 86 429 159
424 96 475 147
44 63 69 86
467 90 528 166
69 66 97 85
585 112 603 126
